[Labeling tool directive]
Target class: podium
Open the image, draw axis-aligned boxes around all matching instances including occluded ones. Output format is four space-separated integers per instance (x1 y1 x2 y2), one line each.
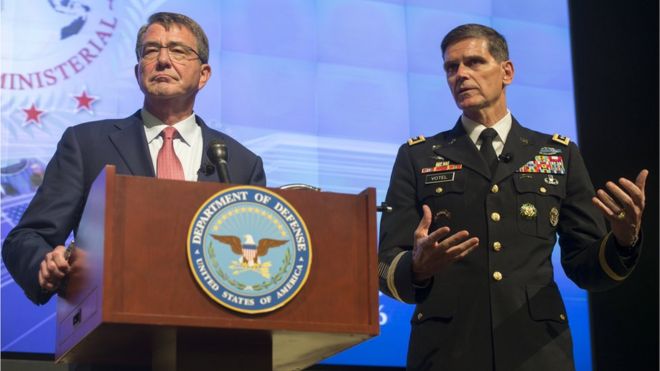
55 166 379 370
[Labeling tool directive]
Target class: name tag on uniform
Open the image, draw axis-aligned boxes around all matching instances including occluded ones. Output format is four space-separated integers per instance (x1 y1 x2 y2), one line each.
425 172 455 184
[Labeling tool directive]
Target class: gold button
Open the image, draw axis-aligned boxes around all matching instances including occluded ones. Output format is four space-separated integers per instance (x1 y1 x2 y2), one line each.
539 187 547 193
492 271 503 281
436 187 444 194
492 241 502 252
491 212 501 222
417 313 423 320
491 184 499 193
559 313 566 321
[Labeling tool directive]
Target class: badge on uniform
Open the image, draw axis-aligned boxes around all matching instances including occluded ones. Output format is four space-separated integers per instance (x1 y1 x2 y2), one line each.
549 207 559 227
421 164 462 174
434 209 451 222
544 175 560 185
539 146 562 155
425 172 455 184
408 135 426 146
552 134 570 146
517 155 565 174
520 203 538 219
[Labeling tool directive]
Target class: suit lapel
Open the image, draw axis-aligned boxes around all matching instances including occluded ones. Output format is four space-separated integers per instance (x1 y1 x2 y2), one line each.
196 116 222 183
492 118 539 184
108 111 155 177
432 120 491 180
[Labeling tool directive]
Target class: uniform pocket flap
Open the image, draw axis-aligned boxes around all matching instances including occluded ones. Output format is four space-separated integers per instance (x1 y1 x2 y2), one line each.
513 175 565 198
419 173 465 202
526 284 568 323
411 285 456 324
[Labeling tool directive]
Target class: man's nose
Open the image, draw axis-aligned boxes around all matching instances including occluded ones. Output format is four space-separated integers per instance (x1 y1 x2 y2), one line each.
456 63 470 78
156 47 172 66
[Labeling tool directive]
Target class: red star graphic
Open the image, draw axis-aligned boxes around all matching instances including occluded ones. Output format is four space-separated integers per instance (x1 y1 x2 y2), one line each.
73 90 98 113
23 104 45 126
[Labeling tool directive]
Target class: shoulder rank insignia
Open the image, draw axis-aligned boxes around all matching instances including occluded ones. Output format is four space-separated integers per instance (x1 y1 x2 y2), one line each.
552 134 570 146
408 135 426 146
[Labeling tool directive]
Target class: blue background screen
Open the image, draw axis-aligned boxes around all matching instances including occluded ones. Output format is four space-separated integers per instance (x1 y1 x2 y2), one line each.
1 1 586 369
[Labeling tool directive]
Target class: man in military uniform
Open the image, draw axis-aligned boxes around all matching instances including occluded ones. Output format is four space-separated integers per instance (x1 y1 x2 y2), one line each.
378 24 647 371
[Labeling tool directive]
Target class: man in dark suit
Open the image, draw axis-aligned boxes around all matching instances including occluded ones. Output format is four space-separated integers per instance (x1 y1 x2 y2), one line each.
3 12 266 306
378 24 647 370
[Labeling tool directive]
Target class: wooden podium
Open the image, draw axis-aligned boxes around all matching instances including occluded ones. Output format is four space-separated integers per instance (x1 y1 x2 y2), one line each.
55 166 379 370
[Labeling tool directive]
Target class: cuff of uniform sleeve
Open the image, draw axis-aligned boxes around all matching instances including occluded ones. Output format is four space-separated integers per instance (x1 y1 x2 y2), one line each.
412 277 432 288
412 276 434 303
614 229 643 255
599 231 641 281
386 251 432 304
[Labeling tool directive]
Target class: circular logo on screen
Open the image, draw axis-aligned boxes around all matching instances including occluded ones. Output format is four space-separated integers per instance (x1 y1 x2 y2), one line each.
187 186 312 314
2 0 118 90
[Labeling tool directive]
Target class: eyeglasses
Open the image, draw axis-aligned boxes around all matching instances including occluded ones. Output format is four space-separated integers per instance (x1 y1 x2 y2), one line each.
139 43 203 63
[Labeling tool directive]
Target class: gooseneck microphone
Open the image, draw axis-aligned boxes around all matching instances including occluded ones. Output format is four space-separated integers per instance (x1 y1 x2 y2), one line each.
206 140 231 183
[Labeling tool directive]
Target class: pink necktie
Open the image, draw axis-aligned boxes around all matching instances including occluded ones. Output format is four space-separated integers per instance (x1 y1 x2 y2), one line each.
157 126 185 180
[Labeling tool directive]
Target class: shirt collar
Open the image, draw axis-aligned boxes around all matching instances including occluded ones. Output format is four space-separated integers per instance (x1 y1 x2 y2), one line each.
141 108 197 145
461 110 513 145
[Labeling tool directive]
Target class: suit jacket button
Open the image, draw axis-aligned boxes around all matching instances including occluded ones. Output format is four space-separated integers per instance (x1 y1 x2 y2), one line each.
492 241 502 252
491 184 499 193
491 212 501 222
492 271 503 281
539 186 547 193
436 187 444 194
417 313 423 320
560 313 566 321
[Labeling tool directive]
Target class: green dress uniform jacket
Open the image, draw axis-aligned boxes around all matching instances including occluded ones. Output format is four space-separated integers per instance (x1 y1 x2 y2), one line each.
378 118 640 371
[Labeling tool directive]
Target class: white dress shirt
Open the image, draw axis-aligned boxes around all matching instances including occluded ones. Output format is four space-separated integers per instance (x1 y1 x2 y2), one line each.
461 111 513 156
141 109 203 181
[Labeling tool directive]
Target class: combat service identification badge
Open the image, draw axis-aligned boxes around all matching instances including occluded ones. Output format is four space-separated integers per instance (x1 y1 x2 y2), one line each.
187 186 312 314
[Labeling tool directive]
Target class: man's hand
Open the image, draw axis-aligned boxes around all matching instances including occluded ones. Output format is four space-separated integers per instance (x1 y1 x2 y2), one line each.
38 245 70 292
412 205 479 283
592 169 648 247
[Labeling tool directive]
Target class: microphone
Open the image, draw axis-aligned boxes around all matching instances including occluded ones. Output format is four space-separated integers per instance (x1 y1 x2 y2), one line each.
198 163 215 176
206 140 231 183
377 202 393 213
498 153 513 163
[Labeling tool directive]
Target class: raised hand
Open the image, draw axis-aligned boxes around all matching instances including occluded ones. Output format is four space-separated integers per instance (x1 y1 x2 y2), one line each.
592 169 648 247
412 205 479 283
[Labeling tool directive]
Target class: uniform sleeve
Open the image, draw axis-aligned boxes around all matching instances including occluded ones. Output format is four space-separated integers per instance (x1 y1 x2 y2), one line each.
378 144 431 304
558 142 640 291
2 127 86 304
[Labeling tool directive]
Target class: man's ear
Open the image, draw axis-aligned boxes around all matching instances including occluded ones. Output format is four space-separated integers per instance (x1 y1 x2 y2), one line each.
197 64 212 90
502 60 514 86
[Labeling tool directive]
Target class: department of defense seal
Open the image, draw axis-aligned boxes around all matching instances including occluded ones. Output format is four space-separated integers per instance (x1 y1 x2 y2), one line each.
187 186 312 314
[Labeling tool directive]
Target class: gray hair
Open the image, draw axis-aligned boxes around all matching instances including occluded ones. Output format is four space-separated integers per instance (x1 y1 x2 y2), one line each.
441 24 509 61
135 12 209 64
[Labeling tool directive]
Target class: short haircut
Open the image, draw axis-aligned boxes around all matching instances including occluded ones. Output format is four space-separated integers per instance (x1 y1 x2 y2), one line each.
135 12 209 64
441 24 509 62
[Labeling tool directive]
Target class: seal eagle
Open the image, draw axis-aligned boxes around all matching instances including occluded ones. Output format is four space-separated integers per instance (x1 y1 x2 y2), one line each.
211 234 287 266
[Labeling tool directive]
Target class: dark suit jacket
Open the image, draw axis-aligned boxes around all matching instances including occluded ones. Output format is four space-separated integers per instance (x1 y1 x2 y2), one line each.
378 118 640 371
2 111 266 305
